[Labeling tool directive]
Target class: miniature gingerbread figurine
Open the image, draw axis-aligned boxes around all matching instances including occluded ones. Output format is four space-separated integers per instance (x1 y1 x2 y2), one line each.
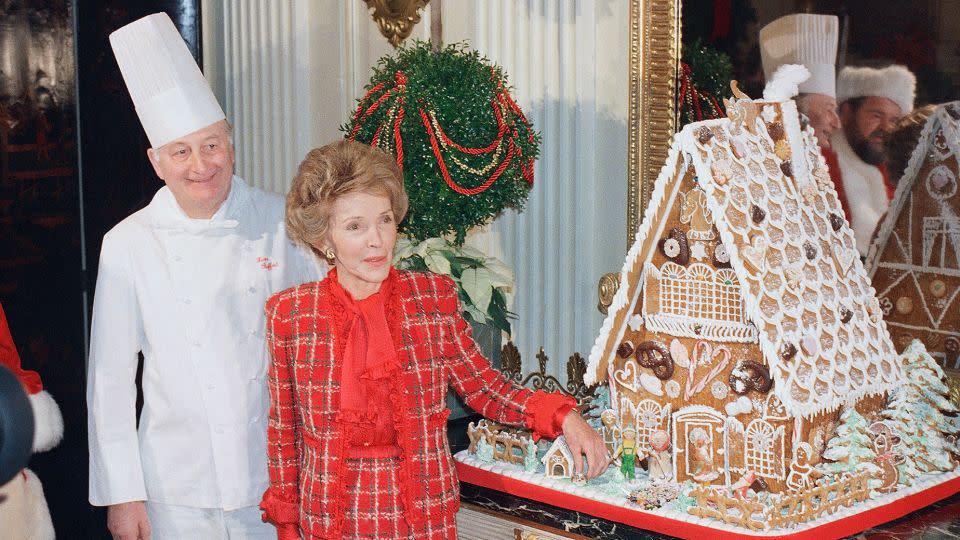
689 428 717 481
645 429 673 482
869 422 904 493
786 442 821 491
618 428 639 480
600 409 622 456
731 471 757 499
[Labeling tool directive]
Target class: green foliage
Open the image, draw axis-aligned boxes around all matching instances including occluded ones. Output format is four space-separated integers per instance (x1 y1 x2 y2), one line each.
393 237 515 335
684 39 733 101
679 39 734 127
343 41 540 245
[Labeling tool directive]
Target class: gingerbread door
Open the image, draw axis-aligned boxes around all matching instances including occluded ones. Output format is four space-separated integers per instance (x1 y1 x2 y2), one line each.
673 407 728 486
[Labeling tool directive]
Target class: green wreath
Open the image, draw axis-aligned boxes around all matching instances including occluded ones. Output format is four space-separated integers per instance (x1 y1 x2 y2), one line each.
342 41 541 246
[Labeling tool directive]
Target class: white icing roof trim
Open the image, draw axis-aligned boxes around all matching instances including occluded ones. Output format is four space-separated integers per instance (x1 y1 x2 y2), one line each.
585 134 686 386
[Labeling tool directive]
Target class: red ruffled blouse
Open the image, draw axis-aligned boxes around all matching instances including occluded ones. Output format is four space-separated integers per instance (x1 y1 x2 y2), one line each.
327 272 400 456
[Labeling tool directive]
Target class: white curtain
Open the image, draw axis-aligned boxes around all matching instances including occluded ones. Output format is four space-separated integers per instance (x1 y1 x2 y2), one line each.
204 0 628 384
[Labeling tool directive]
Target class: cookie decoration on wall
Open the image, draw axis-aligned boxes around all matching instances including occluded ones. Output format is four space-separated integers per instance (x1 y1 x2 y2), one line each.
713 243 732 268
680 189 716 241
660 228 690 265
729 360 773 395
636 341 675 380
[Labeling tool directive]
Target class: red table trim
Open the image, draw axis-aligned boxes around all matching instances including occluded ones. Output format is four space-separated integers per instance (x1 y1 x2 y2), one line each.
456 461 960 539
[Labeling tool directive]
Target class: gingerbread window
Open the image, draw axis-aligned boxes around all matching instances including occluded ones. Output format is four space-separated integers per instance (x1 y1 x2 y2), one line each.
744 419 785 480
619 398 671 454
644 262 758 342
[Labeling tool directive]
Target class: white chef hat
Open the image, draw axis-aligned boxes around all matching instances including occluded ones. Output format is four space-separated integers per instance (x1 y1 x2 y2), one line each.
109 12 225 148
836 65 916 115
760 14 839 98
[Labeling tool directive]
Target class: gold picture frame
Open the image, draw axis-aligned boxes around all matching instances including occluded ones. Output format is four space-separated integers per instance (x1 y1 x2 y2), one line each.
599 0 681 312
626 0 682 245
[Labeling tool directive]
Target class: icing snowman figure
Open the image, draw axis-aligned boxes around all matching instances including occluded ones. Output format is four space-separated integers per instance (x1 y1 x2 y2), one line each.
645 429 673 482
476 436 494 463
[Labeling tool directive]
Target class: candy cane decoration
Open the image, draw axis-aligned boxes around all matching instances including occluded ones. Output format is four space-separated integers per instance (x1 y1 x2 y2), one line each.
684 341 732 400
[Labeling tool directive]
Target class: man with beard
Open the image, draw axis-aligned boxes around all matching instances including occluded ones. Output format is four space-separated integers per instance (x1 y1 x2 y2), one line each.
827 65 915 255
760 13 841 149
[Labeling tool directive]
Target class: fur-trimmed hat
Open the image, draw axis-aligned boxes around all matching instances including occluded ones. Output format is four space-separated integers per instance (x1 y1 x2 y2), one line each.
837 65 916 114
760 14 839 98
0 304 63 453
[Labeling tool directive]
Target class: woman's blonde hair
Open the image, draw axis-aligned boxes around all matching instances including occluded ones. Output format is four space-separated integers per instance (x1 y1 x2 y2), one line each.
286 140 408 259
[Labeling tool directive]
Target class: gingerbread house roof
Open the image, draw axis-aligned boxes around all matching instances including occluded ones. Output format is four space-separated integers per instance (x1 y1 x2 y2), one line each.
541 435 574 465
865 101 960 272
586 96 900 419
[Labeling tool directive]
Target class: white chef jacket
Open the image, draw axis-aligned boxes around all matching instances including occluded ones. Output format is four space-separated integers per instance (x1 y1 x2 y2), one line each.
87 176 323 510
830 131 891 256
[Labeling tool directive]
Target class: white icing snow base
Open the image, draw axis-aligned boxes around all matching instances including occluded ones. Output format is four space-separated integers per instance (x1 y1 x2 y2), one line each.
455 450 960 536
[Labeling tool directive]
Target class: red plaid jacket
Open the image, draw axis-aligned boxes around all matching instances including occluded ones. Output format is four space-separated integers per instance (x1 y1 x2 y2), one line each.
260 269 574 539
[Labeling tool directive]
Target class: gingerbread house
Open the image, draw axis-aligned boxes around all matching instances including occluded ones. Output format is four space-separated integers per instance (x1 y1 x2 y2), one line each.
542 436 575 479
865 101 960 369
585 91 901 493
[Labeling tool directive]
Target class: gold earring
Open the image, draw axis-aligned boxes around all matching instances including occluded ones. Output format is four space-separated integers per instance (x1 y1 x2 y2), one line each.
324 248 335 261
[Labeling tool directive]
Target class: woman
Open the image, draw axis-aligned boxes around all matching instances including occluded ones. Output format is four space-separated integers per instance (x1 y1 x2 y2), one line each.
259 140 608 539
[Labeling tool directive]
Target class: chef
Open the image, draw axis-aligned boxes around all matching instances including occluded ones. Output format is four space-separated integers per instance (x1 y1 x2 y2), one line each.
87 12 320 539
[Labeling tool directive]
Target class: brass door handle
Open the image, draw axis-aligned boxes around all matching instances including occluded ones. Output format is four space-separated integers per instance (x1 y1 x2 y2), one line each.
597 272 620 314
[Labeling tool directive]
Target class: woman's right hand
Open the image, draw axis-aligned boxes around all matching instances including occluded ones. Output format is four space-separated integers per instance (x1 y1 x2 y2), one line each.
107 501 151 540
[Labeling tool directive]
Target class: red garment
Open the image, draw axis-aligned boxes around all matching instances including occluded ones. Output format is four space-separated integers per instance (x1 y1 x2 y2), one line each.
260 268 574 539
327 273 398 451
0 303 42 395
822 145 895 222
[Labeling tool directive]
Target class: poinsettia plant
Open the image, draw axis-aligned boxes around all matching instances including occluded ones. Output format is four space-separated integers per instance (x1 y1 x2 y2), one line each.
393 237 514 334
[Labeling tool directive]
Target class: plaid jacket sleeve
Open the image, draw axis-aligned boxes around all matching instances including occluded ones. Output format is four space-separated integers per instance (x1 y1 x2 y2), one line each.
259 291 301 536
438 276 575 439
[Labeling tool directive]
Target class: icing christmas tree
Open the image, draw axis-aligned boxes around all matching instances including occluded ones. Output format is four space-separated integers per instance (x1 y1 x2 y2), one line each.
897 341 960 472
880 386 924 484
818 406 881 478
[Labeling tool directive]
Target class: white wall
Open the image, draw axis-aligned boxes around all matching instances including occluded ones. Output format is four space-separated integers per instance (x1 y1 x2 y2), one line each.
203 0 629 383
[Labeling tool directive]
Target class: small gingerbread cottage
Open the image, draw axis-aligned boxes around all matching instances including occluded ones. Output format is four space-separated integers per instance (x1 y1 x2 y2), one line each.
865 101 960 369
585 89 901 493
542 436 575 479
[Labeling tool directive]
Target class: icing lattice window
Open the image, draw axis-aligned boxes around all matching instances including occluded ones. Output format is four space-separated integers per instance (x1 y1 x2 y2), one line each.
619 397 670 454
922 217 960 269
644 262 758 342
745 419 785 480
